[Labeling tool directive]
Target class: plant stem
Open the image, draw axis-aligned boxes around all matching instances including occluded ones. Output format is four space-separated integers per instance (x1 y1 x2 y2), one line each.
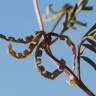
50 27 68 45
76 79 95 96
51 13 65 33
77 36 88 80
64 66 95 96
33 0 44 31
77 44 81 80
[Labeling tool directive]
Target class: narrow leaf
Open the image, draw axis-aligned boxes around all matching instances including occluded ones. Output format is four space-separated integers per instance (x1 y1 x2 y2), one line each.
81 56 96 70
83 24 96 37
69 4 78 20
61 13 69 32
87 38 96 46
77 0 88 12
75 20 87 27
82 44 96 53
93 34 96 40
82 6 93 10
79 0 88 6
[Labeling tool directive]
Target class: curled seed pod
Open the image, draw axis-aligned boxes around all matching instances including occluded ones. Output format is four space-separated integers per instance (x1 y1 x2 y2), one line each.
49 33 76 73
34 39 65 80
36 49 42 57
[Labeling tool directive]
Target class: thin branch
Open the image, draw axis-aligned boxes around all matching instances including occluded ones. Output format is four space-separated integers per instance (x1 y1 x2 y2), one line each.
50 26 68 45
77 36 89 80
65 65 95 96
50 12 69 45
51 13 65 33
33 0 44 31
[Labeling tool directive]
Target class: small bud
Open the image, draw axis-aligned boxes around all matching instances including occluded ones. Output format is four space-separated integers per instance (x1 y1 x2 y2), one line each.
66 75 76 86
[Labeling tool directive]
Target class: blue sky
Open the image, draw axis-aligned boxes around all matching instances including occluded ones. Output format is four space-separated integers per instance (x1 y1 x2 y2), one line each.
0 0 96 96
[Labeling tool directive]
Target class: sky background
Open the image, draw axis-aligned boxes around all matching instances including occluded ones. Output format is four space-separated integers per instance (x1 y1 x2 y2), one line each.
0 0 96 96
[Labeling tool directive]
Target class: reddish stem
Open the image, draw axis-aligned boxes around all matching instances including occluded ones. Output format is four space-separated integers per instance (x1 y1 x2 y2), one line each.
33 0 44 31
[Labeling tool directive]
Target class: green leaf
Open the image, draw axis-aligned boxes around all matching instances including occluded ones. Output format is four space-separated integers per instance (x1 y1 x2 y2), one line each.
69 4 78 20
75 20 87 27
81 56 96 70
79 0 88 6
82 6 93 10
83 24 96 37
93 34 96 40
82 44 96 53
61 13 68 32
87 38 96 46
77 0 88 12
